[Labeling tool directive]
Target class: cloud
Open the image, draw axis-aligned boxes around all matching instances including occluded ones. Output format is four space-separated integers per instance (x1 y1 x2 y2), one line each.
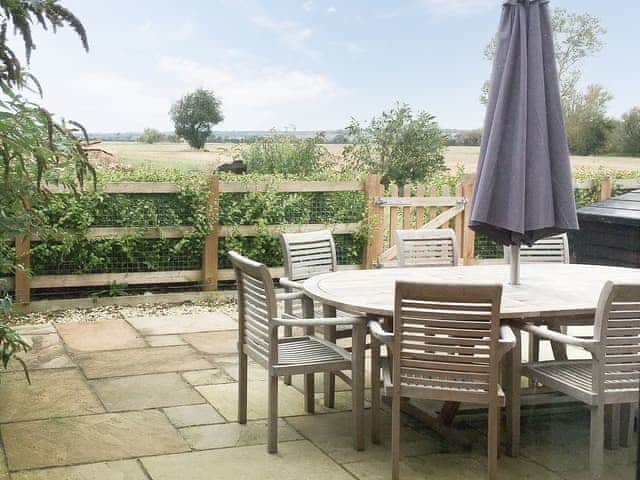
251 14 312 50
158 55 343 128
420 0 496 16
301 1 313 11
327 5 336 14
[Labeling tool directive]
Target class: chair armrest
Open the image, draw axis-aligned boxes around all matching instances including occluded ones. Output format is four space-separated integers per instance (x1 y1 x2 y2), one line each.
523 324 599 355
275 291 305 302
497 326 517 360
273 316 367 328
368 320 394 346
279 277 304 291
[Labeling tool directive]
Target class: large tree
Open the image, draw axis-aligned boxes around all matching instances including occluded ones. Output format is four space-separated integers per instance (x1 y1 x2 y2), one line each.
170 89 223 150
481 7 606 107
564 85 614 156
344 103 446 185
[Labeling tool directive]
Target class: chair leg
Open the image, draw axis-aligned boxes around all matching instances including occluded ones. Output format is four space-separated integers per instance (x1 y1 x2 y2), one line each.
620 403 635 448
488 403 499 480
505 327 521 457
268 374 278 454
549 325 568 361
391 393 401 480
323 303 338 408
590 403 605 480
352 322 366 451
304 372 315 414
283 326 293 385
371 335 381 444
605 404 621 450
238 351 248 425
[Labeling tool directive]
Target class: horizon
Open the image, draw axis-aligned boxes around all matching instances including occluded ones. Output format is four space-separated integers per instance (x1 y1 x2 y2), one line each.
22 0 640 134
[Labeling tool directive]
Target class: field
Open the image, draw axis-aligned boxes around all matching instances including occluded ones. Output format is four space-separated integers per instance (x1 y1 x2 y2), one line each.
100 142 640 174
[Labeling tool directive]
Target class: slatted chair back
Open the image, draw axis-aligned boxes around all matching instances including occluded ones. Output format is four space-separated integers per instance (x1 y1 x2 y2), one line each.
281 230 337 281
394 229 458 267
504 233 570 264
593 282 640 396
392 281 503 402
229 251 277 366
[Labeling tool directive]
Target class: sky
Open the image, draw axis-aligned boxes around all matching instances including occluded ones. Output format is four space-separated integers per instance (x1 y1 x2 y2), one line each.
20 0 640 133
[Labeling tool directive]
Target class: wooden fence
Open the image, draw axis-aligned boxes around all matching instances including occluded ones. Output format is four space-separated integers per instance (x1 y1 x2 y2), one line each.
3 174 639 306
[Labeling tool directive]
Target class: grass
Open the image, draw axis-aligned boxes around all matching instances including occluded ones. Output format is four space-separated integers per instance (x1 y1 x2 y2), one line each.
100 142 640 174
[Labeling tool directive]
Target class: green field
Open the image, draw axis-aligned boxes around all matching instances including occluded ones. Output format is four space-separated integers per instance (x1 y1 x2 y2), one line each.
101 142 640 174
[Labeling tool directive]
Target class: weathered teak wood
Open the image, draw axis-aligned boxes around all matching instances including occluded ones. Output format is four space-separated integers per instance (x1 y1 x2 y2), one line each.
394 228 459 268
369 282 513 480
524 282 640 480
229 250 366 453
279 229 358 405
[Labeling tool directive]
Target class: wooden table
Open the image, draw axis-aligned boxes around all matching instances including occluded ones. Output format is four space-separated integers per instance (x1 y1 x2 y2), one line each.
303 263 639 454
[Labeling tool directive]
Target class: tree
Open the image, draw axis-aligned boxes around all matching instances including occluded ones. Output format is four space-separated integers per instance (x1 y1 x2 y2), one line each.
610 108 640 156
1 0 92 375
564 85 614 156
481 7 606 106
170 89 223 149
343 103 446 185
138 128 162 144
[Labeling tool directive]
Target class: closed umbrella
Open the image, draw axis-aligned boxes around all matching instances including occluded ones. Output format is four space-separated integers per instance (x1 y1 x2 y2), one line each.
469 0 578 285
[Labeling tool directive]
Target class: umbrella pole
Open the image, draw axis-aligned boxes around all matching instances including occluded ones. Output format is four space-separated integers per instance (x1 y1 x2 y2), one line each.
510 245 521 285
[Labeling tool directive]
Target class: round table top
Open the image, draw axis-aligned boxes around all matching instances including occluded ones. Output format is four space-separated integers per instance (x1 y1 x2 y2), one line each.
302 264 639 320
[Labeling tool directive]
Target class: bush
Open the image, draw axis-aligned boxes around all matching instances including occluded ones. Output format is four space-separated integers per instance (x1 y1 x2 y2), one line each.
565 85 615 155
242 134 330 176
344 103 446 185
617 107 640 156
138 128 162 144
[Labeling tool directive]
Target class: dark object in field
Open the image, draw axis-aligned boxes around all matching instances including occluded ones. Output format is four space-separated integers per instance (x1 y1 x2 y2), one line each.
572 189 640 268
216 160 247 174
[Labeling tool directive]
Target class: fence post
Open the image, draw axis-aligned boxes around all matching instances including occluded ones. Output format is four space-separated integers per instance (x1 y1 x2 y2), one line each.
363 174 384 269
202 175 220 291
598 176 613 202
461 174 476 265
14 235 30 304
454 183 464 261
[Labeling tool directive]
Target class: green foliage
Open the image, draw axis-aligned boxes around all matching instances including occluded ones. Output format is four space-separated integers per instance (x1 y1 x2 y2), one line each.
170 89 223 150
565 85 615 156
0 0 88 90
613 107 640 156
0 280 31 381
344 103 446 186
242 133 330 176
138 128 162 144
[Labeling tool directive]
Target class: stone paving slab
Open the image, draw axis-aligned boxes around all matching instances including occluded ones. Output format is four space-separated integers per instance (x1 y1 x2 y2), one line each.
90 373 205 412
181 368 235 386
57 320 145 352
73 345 213 379
210 354 268 382
141 440 354 480
10 460 148 480
286 410 444 465
6 334 74 371
163 404 225 428
180 419 302 450
127 312 236 335
145 335 186 347
0 369 104 423
182 330 237 354
1 410 190 471
197 380 313 422
13 324 56 336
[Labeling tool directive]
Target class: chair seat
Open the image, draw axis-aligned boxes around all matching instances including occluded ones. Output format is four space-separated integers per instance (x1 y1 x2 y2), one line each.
526 360 640 405
380 358 505 406
272 336 352 375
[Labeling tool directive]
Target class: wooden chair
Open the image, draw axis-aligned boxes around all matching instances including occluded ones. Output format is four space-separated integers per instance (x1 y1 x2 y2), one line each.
369 281 516 480
394 228 458 267
523 281 640 480
505 234 571 363
279 229 356 407
229 250 366 453
503 233 570 264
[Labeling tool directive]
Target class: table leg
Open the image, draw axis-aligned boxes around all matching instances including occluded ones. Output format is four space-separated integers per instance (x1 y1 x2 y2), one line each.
302 296 315 414
352 321 366 451
322 303 337 408
370 315 381 444
505 326 522 457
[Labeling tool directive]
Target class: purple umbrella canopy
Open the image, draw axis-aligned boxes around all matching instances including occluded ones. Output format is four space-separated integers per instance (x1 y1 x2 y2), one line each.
469 0 578 254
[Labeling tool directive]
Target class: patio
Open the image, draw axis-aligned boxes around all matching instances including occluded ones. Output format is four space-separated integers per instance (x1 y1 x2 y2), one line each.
0 304 635 480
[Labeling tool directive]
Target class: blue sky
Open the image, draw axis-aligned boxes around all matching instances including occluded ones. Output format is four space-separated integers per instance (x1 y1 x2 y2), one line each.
23 0 640 132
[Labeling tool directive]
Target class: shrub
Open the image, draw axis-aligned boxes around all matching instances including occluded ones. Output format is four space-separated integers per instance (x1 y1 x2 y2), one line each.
242 134 330 176
618 107 640 156
138 128 163 144
344 103 447 185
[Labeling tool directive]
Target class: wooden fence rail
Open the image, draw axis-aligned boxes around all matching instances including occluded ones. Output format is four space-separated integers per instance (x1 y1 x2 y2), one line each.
5 174 638 306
